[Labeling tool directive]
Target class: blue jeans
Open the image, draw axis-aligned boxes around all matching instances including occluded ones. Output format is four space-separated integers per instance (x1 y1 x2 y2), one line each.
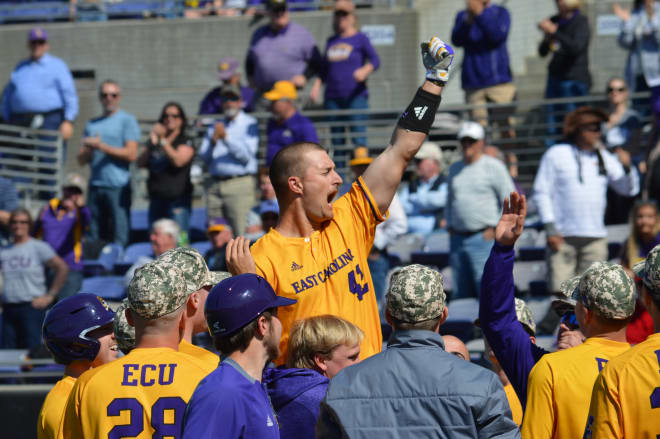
324 95 369 147
367 252 389 305
149 194 191 235
449 231 494 300
1 302 46 349
87 185 131 247
545 76 589 144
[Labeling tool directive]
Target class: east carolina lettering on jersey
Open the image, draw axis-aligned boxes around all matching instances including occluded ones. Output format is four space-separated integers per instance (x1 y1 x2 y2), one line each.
291 249 354 294
121 363 177 386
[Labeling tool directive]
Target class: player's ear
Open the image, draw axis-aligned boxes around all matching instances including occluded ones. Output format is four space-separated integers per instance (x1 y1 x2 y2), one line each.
313 353 328 374
436 307 449 329
125 308 135 327
288 176 303 196
256 314 270 338
529 335 537 344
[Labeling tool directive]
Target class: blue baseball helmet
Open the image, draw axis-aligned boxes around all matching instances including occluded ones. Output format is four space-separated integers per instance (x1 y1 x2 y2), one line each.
42 293 115 365
205 273 296 337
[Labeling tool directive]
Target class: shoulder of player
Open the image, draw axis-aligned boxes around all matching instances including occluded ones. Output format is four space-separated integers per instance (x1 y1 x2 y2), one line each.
603 338 656 373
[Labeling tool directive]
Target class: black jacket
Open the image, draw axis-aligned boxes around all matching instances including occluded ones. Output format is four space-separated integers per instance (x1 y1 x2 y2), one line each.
539 12 591 87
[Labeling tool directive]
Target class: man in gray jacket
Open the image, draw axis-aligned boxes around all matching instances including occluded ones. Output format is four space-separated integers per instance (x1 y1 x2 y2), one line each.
316 264 520 438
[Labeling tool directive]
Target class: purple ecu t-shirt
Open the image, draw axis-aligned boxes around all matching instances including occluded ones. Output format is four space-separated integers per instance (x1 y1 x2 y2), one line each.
321 32 380 101
247 22 320 93
0 238 56 303
34 202 91 272
266 111 318 164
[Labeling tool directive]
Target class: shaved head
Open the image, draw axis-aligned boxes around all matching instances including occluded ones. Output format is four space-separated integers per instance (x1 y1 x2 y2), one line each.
443 335 470 361
269 142 325 199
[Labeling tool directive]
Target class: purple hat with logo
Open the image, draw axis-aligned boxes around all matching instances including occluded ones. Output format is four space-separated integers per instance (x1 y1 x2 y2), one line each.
29 28 48 42
217 57 239 82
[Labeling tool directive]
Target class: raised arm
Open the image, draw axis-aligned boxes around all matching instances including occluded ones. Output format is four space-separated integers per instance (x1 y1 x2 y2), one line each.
362 37 454 215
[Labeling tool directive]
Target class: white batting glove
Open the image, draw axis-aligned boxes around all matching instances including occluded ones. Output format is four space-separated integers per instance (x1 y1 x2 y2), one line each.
421 36 455 85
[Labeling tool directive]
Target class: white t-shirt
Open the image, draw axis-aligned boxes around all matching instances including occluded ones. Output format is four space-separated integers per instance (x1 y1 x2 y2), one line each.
0 238 56 303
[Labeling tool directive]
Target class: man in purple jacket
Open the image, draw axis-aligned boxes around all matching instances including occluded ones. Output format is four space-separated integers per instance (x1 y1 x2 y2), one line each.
451 0 515 135
479 191 583 409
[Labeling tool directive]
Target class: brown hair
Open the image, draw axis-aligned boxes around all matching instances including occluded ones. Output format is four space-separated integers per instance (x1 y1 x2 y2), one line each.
213 310 274 355
269 142 325 199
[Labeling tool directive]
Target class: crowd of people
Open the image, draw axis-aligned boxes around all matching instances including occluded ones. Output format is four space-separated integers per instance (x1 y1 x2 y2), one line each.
1 0 660 437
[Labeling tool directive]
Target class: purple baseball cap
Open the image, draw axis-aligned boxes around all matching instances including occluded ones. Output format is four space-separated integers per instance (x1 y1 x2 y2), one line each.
29 28 48 42
217 57 239 82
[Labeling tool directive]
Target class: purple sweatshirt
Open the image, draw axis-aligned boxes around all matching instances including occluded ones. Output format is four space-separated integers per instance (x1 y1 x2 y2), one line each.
479 242 549 409
266 111 318 164
321 32 380 101
33 200 91 272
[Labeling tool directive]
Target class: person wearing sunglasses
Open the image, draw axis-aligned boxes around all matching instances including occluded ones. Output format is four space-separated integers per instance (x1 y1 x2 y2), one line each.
534 106 639 304
78 80 140 248
137 102 194 239
199 84 259 235
1 28 78 147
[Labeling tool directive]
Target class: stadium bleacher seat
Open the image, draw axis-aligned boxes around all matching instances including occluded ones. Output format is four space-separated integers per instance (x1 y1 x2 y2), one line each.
441 298 479 343
130 209 150 243
83 243 123 276
424 232 450 253
513 261 546 294
122 242 153 264
81 275 126 301
387 234 424 264
606 224 629 244
518 247 545 261
410 251 449 270
191 241 212 257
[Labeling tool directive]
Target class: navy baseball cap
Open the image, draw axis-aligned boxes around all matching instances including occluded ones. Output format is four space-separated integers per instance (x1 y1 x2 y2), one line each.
205 273 295 336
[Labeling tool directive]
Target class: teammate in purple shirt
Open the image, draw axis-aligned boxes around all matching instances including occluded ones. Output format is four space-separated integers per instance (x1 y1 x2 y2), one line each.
311 0 380 149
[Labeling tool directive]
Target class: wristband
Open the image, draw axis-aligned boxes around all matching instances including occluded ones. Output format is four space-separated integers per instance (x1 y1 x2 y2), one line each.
397 87 442 134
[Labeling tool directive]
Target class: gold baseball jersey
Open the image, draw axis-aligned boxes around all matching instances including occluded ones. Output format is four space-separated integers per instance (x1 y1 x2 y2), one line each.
521 337 630 439
251 177 384 364
178 339 220 369
503 384 523 426
37 375 75 439
62 347 214 439
584 332 660 438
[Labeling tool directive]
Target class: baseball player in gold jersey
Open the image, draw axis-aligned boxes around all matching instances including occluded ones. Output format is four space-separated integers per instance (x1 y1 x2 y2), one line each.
62 261 214 439
227 36 455 364
584 244 660 438
38 294 118 439
522 261 635 439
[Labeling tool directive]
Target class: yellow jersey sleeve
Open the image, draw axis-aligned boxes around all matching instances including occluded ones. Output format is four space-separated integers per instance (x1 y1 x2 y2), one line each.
62 348 214 439
37 376 76 439
503 384 523 426
521 358 555 439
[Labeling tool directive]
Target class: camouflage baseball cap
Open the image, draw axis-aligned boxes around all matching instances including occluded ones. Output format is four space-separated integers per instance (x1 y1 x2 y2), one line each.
633 244 660 299
577 261 635 320
515 298 536 335
113 299 135 355
551 275 580 314
386 264 445 323
474 298 535 335
158 247 229 294
128 260 189 319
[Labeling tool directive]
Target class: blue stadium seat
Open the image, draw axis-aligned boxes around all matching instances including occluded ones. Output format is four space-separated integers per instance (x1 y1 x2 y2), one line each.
122 242 153 265
81 276 126 301
191 241 212 257
410 251 449 270
83 243 123 276
131 209 149 231
424 232 450 253
190 207 207 232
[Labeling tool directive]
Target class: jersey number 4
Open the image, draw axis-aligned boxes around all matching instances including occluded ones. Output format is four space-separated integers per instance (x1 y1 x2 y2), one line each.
107 396 186 439
651 350 660 439
348 264 369 301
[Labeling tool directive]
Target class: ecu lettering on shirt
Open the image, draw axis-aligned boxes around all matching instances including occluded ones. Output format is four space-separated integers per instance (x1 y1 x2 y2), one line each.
251 176 384 365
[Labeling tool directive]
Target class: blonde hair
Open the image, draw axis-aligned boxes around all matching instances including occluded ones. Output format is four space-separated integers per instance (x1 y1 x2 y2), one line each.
286 315 364 370
562 0 582 10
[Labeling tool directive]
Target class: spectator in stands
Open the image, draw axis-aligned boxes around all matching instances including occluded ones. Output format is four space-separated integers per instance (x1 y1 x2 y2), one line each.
450 0 515 136
199 84 259 235
79 80 140 248
263 315 363 439
33 173 91 299
317 264 519 437
310 0 380 151
446 122 514 299
245 0 322 98
398 141 447 236
0 208 69 349
485 145 524 195
138 102 194 239
614 0 660 117
342 147 406 301
199 57 256 115
264 81 318 164
477 298 536 426
1 28 77 146
258 201 279 233
0 177 19 246
442 335 470 360
538 0 591 138
533 107 639 297
182 273 296 438
245 167 279 238
204 218 233 271
123 218 180 286
604 77 643 224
